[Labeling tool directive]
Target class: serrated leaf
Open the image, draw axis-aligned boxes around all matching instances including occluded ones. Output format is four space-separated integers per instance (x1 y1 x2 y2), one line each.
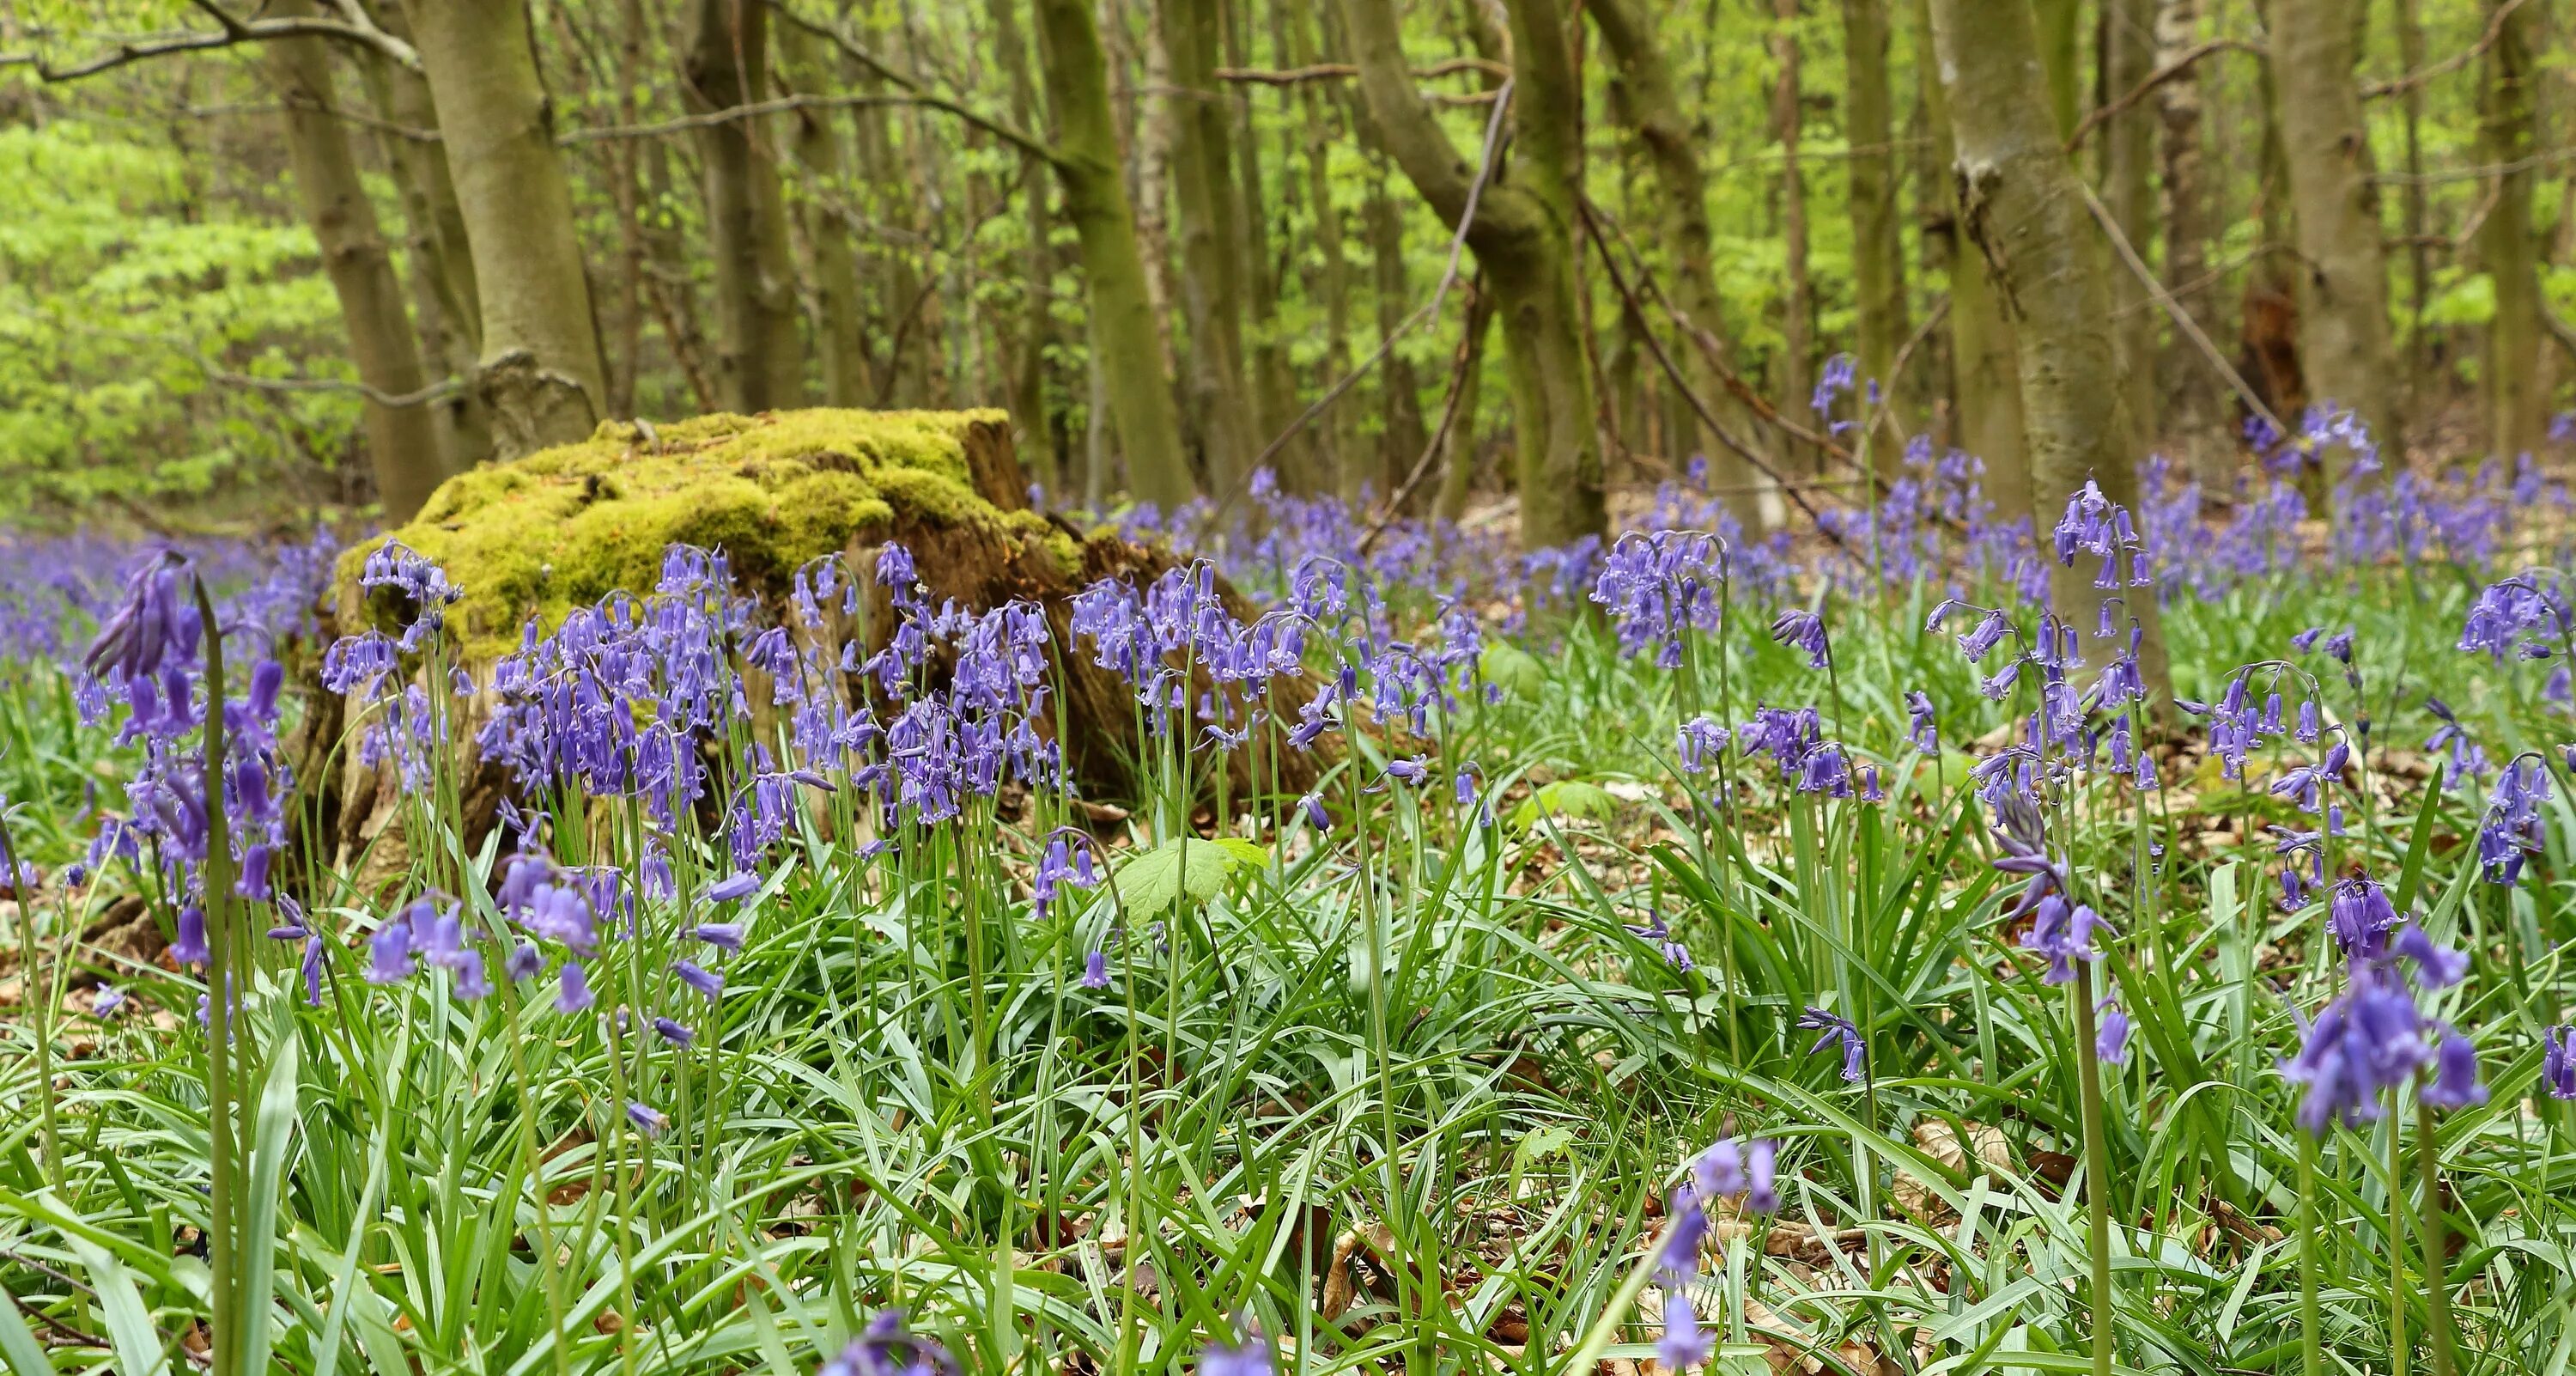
1510 780 1619 831
1213 837 1272 868
1512 1124 1576 1169
1110 838 1234 912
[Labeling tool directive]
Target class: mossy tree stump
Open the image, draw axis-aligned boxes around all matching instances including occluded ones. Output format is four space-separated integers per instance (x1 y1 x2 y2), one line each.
306 409 1318 884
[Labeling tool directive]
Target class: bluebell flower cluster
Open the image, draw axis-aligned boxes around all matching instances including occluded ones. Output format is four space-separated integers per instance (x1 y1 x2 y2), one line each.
1655 1136 1780 1370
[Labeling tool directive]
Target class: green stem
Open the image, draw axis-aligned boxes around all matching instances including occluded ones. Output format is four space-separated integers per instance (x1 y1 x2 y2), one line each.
2071 967 2113 1376
2417 1091 2458 1376
2298 1134 2324 1376
191 582 241 1376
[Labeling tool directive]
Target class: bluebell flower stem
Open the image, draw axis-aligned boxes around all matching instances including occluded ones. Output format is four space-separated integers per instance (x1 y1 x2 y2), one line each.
2390 1111 2410 1376
2071 965 2114 1376
2298 1136 2323 1376
2417 1088 2458 1376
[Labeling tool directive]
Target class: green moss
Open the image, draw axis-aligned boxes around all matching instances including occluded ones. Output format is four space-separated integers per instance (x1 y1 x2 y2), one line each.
338 407 1019 658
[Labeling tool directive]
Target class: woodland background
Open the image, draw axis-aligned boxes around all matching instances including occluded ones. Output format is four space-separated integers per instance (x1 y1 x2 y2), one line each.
0 0 2566 547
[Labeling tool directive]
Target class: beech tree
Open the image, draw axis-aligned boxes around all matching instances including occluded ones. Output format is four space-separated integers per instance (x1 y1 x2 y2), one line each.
2269 0 2400 468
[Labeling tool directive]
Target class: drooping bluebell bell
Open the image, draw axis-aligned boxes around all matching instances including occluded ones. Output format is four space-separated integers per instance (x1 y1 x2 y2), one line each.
171 904 208 965
556 961 595 1014
626 1101 669 1138
2423 695 2489 782
1625 913 1694 973
1905 691 1937 752
653 1016 696 1047
1799 1007 1865 1081
2020 894 2108 985
85 549 198 684
2477 754 2549 884
1079 950 1110 989
2328 874 2401 960
366 914 416 984
1658 1290 1712 1372
2543 1026 2576 1099
1200 1323 1273 1376
1675 716 1730 774
301 935 324 1006
673 959 724 1003
692 922 744 952
1770 608 1830 669
2420 1030 2488 1111
820 1310 958 1376
2094 998 2131 1066
2282 970 2429 1135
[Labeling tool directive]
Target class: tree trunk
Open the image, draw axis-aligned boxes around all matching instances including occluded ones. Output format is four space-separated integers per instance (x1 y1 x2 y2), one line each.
402 0 609 455
264 0 448 520
1591 0 1768 533
2105 0 2158 446
1301 4 1359 497
2395 0 2430 410
684 0 805 413
1772 0 1814 475
1035 0 1197 508
2478 0 2542 458
2155 0 2227 488
1840 0 1908 453
779 24 870 408
1436 285 1498 521
2269 0 2400 470
1334 0 1607 550
2033 0 2081 138
1363 164 1431 501
1229 0 1298 472
990 0 1059 488
1929 0 2169 694
1157 0 1260 499
1911 0 2027 518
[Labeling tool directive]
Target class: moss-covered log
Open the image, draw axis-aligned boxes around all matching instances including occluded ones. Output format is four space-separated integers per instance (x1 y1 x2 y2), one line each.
313 409 1317 885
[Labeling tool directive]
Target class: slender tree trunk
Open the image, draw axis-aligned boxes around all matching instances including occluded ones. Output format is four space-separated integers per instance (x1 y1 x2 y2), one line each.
603 0 648 417
265 0 447 518
1297 3 1357 496
991 0 1058 481
1336 0 1608 549
779 24 870 408
2479 0 2542 458
402 0 608 454
2395 0 2430 409
2033 0 2081 138
2155 0 2227 487
352 0 489 470
1362 163 1431 501
1228 0 1297 470
1912 0 2028 518
2270 0 2401 469
684 0 805 412
1036 0 1196 508
1773 0 1814 474
1157 0 1260 498
2105 0 2159 444
1437 284 1498 521
1929 0 2169 693
1841 0 1908 447
1592 0 1768 533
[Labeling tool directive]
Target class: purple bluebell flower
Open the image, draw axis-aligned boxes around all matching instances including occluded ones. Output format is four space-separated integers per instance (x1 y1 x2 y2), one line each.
2328 874 2401 960
93 983 125 1019
301 935 325 1006
2391 922 2468 988
1079 950 1111 989
626 1101 668 1138
653 1016 696 1047
1799 1007 1865 1081
556 961 595 1014
1625 913 1694 973
2095 998 2131 1065
1695 1136 1779 1214
2420 1030 2488 1111
1905 691 1937 752
1770 608 1831 669
1675 716 1730 774
822 1311 960 1376
673 959 724 1003
706 872 762 904
1200 1324 1273 1376
366 915 416 983
504 941 544 983
172 904 208 965
2282 970 2431 1136
2543 1026 2576 1099
2020 895 2108 985
85 549 196 683
2478 755 2549 885
1657 1290 1712 1371
693 922 744 952
450 950 490 1001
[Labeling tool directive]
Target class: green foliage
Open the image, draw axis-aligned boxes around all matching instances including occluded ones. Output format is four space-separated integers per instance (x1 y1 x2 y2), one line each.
0 122 359 517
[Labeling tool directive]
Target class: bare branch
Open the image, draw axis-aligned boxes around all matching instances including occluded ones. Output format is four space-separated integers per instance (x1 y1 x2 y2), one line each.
2074 180 2286 441
765 1 1058 167
206 368 466 409
21 2 417 82
2063 39 2263 153
2365 0 2532 98
1213 57 1508 87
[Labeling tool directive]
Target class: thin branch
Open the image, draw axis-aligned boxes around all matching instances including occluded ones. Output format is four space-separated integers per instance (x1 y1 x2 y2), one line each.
182 99 442 143
1214 57 1509 87
1362 276 1490 554
20 2 417 82
2063 39 2262 153
766 1 1058 167
1228 78 1517 514
2074 180 2285 441
2372 145 2576 186
2364 0 2532 98
1579 199 1854 547
205 368 466 409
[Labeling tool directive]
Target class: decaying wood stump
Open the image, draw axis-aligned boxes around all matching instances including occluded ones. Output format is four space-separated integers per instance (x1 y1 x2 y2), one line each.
306 408 1319 888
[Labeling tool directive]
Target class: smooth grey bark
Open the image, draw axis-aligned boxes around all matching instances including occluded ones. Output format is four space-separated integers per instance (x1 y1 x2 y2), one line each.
265 0 447 518
2478 0 2542 457
2105 0 2159 445
402 0 609 454
2154 0 2227 487
2270 0 2400 468
1911 0 2027 517
683 0 805 412
1157 0 1259 498
1841 0 1909 449
779 22 869 407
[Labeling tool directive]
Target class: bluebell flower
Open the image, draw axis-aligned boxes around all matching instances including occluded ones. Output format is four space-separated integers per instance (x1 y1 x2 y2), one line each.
1657 1290 1711 1371
1770 608 1831 669
366 914 416 983
653 1016 695 1048
2094 998 2131 1066
2543 1026 2576 1099
1625 913 1694 973
673 959 724 1003
1905 690 1937 752
821 1310 958 1376
693 922 744 952
1799 1007 1864 1081
556 961 595 1014
172 904 208 965
1200 1324 1273 1376
2328 874 2401 960
706 872 762 904
1676 716 1730 774
2420 1030 2488 1111
626 1101 668 1138
2020 895 2107 985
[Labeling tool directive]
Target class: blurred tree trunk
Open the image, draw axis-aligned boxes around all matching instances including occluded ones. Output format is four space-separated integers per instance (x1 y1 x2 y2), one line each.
351 0 490 471
403 0 609 454
264 0 448 519
1296 3 1356 496
684 0 805 412
1361 161 1431 502
1035 0 1195 508
1436 285 1497 521
603 0 649 417
2105 0 2158 446
1840 0 1908 455
1229 0 1297 473
1929 0 2170 695
1591 0 1769 533
1158 0 1259 499
1335 0 1608 549
2270 0 2400 470
779 24 870 407
1772 0 1814 475
1911 0 2027 517
2395 0 2429 410
2033 0 2080 137
989 0 1059 485
2155 0 2228 489
2478 0 2542 458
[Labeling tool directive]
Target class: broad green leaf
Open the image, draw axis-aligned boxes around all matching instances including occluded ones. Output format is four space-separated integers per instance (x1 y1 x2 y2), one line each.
1510 780 1618 831
1479 642 1546 698
64 1237 166 1376
1110 837 1235 911
237 1001 302 1376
